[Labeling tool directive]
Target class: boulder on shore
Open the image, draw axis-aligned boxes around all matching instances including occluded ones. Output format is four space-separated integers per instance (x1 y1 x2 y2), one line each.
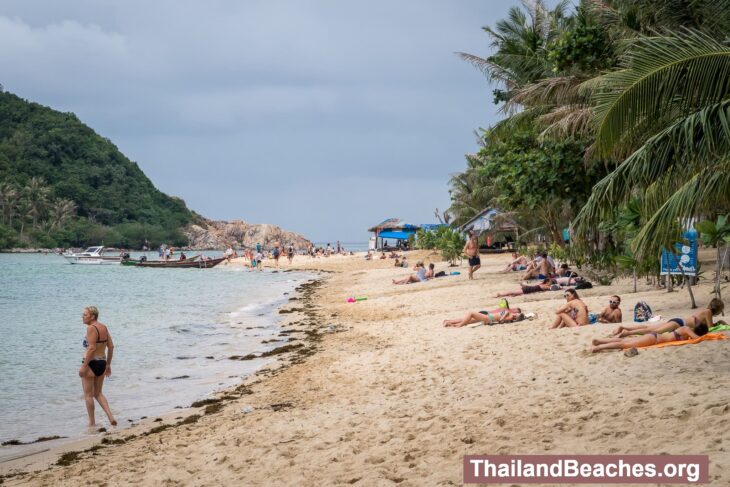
184 219 311 250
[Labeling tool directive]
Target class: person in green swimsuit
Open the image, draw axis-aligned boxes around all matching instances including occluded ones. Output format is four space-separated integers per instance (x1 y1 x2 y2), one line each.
443 308 525 327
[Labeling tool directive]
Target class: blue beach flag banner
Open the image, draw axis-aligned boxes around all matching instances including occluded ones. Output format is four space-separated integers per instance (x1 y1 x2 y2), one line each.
660 230 698 276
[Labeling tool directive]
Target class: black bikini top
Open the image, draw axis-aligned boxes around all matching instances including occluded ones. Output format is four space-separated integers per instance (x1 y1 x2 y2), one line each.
82 324 108 348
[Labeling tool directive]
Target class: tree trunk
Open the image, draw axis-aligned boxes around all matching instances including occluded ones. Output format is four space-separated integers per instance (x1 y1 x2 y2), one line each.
685 275 697 309
717 246 723 301
633 269 637 293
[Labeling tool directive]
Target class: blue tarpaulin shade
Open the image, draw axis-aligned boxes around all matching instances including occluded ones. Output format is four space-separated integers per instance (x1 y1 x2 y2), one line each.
378 230 414 240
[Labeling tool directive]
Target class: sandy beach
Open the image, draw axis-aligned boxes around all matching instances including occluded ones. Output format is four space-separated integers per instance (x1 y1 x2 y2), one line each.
3 251 729 486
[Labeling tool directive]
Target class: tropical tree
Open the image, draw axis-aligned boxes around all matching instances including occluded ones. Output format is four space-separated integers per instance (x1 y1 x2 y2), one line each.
49 198 77 231
696 215 730 301
23 177 50 229
575 30 730 258
0 182 20 226
458 0 571 106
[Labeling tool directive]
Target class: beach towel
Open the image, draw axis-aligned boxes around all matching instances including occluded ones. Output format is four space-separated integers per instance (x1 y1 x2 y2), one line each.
710 324 730 333
637 333 728 350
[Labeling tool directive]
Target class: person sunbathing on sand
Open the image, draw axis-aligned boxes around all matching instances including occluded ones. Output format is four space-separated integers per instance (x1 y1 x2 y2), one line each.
550 288 588 328
393 262 427 285
495 278 555 297
443 308 525 327
611 298 724 337
522 253 554 280
500 252 529 273
592 324 707 352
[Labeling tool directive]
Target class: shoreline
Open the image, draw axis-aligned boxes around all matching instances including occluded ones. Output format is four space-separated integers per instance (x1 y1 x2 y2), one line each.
0 266 324 475
3 251 730 485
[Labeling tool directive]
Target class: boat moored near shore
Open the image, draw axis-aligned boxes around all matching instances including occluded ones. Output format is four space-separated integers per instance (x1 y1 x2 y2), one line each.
62 247 123 265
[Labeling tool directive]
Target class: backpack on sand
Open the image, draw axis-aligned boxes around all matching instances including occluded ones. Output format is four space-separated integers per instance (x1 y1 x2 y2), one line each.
633 301 653 323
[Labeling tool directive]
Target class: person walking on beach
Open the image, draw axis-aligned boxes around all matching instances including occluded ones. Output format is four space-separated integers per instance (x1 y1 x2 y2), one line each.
463 232 480 280
79 306 117 429
287 244 294 264
273 246 281 267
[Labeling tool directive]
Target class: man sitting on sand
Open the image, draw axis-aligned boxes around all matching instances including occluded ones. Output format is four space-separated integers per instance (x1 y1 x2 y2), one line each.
443 307 526 327
550 288 588 328
393 262 427 285
595 295 622 323
591 324 707 352
495 278 556 297
522 253 555 280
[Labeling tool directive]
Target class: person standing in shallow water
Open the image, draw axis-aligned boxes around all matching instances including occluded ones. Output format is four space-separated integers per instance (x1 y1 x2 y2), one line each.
79 306 117 428
463 232 481 280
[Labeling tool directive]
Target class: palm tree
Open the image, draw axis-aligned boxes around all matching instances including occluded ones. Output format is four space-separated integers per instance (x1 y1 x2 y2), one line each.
575 30 730 257
458 0 570 106
447 154 496 226
49 198 77 230
24 177 50 229
0 182 20 226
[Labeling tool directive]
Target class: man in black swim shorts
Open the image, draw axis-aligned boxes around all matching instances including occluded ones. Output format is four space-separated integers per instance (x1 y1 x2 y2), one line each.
463 232 481 280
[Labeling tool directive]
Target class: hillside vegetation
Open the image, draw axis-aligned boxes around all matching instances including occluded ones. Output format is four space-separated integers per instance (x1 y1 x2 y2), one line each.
0 90 197 249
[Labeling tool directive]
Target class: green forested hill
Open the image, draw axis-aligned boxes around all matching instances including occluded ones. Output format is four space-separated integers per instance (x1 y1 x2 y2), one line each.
0 90 198 249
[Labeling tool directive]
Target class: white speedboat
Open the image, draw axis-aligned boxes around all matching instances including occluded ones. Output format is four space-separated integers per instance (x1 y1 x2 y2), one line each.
62 246 123 265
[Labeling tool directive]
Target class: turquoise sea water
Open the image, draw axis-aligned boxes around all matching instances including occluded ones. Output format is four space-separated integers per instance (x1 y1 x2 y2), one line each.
0 253 313 448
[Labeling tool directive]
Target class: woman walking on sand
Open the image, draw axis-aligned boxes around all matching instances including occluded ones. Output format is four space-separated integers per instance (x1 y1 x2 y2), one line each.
79 306 117 429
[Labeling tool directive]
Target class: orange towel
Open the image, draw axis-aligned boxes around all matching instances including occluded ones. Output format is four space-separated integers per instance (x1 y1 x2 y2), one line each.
637 332 728 350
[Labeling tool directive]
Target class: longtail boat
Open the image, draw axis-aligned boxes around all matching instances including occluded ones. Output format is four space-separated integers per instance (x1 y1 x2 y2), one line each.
123 255 226 268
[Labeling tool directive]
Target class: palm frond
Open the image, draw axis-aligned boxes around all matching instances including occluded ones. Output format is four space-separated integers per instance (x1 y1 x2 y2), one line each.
593 29 730 156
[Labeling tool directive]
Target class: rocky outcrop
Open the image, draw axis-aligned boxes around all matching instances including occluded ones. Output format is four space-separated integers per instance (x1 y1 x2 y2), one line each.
184 219 311 250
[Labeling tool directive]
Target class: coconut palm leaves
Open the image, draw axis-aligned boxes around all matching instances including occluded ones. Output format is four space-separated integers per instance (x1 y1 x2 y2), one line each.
24 177 50 229
576 30 730 256
49 199 77 230
458 0 570 101
593 30 730 156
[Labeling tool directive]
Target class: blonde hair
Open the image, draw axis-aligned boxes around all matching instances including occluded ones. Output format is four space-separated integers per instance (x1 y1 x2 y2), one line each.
709 298 724 315
85 306 99 320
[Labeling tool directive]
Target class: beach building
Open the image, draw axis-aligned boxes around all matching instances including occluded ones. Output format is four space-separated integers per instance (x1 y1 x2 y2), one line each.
367 218 445 250
458 208 519 250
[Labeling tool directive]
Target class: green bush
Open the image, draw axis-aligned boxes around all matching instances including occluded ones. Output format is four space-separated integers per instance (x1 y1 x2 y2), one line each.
0 223 18 249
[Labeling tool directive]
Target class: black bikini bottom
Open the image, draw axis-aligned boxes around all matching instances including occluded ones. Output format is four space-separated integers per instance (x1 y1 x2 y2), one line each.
87 359 107 377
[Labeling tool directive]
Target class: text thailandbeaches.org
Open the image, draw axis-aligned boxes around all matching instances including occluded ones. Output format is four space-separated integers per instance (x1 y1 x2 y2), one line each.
463 455 709 484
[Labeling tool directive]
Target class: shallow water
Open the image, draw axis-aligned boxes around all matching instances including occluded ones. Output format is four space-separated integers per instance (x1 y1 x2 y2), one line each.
0 252 313 445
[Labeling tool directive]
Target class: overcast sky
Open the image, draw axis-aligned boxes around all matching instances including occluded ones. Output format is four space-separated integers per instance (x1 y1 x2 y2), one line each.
0 1 511 242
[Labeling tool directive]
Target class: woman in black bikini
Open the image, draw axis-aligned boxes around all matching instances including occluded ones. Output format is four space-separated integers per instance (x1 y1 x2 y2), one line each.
591 324 708 352
79 306 117 428
610 298 724 337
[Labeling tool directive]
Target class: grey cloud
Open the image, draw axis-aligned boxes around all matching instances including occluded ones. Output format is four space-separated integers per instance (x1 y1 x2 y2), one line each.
0 0 512 241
